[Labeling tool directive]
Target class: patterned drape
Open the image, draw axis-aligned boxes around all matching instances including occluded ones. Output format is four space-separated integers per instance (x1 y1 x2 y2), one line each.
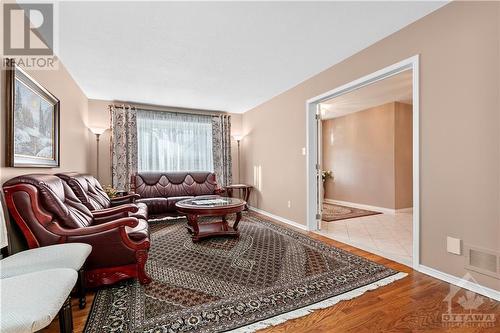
212 114 232 186
111 105 138 192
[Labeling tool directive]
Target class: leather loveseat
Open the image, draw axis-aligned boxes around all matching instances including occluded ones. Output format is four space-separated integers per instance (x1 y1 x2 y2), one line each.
57 172 148 220
2 174 151 288
130 172 224 217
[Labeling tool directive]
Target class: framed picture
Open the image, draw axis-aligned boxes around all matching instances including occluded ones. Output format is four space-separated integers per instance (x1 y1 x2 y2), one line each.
6 64 60 167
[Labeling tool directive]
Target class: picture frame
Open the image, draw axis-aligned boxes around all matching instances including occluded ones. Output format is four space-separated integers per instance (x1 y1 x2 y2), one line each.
6 63 60 167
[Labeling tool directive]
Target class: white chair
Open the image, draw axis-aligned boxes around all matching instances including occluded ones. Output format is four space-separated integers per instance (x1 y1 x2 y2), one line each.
0 268 77 333
0 243 92 309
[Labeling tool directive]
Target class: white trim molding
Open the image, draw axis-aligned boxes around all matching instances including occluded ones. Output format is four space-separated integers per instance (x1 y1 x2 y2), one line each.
306 55 420 270
323 199 414 215
418 265 500 302
396 207 413 214
248 206 308 231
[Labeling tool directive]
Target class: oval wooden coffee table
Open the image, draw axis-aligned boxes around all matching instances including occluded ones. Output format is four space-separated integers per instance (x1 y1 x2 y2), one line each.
175 196 246 242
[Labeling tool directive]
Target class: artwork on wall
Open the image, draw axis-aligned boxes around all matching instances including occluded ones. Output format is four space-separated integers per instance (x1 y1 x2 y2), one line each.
6 64 60 167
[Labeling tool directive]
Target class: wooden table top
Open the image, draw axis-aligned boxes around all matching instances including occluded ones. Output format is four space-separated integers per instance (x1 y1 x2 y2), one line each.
175 196 245 215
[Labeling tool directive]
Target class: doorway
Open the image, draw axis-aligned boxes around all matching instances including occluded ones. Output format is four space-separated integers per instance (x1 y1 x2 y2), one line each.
306 56 420 269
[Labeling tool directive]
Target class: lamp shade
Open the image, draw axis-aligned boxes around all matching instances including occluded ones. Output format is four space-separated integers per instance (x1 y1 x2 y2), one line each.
90 127 107 135
232 134 244 141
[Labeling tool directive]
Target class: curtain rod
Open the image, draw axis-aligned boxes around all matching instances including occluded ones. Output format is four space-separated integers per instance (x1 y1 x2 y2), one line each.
109 104 228 117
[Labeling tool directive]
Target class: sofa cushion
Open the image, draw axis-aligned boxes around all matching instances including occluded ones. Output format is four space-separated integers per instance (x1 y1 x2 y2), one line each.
57 173 111 211
136 197 170 215
3 174 94 229
166 196 194 211
132 172 218 199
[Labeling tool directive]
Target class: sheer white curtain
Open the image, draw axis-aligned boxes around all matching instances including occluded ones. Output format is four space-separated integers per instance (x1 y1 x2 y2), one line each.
137 110 213 172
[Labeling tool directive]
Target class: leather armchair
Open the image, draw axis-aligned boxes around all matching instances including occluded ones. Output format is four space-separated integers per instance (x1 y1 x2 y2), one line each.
130 172 224 217
2 174 151 288
56 172 148 220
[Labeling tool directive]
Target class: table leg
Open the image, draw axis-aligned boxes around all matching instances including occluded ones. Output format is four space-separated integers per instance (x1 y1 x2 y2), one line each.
233 212 242 231
77 268 86 309
187 214 199 238
58 296 73 333
243 188 251 210
222 215 229 231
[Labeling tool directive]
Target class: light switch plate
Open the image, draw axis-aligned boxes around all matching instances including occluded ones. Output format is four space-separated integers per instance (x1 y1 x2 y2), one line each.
447 236 461 255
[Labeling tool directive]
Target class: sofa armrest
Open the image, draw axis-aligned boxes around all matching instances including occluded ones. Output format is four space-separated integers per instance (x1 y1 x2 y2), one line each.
92 204 139 224
93 204 138 217
110 193 140 206
46 217 139 236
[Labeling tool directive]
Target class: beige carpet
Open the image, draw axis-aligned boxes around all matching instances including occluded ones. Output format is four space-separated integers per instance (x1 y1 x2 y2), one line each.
322 203 381 222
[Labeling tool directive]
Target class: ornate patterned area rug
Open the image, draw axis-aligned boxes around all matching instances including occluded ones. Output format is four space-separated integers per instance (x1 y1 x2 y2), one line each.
84 213 405 333
322 203 381 222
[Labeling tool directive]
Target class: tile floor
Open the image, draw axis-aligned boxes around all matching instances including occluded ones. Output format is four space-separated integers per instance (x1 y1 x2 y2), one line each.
317 211 413 266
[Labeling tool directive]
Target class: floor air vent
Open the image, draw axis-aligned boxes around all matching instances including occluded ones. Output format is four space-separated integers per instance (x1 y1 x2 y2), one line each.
464 245 500 279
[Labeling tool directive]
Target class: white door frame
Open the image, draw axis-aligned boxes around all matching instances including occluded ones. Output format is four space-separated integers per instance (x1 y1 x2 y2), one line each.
305 55 420 269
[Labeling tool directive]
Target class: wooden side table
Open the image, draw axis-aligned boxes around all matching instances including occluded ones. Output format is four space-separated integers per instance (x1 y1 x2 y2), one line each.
225 184 253 210
175 197 245 242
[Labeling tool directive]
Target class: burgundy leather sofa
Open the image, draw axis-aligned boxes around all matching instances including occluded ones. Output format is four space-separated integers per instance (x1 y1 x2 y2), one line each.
2 174 151 288
56 172 148 220
130 172 224 216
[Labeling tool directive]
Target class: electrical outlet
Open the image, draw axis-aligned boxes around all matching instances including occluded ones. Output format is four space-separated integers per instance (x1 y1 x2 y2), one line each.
287 200 291 208
301 147 306 155
447 236 461 255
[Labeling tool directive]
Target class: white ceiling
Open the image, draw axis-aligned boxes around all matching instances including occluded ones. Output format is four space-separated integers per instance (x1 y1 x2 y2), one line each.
320 69 413 119
56 1 446 113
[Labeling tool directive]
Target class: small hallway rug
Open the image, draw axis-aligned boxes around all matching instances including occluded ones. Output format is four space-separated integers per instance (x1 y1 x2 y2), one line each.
322 203 381 222
84 213 405 333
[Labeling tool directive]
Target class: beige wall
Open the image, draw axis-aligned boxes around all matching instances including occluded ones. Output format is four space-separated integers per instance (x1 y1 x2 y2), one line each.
87 99 243 185
0 59 90 184
0 57 89 253
394 102 413 209
87 99 113 185
242 2 500 290
322 102 412 210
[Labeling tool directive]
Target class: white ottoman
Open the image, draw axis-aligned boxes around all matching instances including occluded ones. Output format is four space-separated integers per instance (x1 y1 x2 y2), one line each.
0 243 92 308
0 268 77 333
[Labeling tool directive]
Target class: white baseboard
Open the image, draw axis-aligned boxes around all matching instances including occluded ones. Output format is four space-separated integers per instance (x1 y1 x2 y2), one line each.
324 199 412 215
324 199 395 214
396 207 413 214
248 206 308 231
418 265 500 301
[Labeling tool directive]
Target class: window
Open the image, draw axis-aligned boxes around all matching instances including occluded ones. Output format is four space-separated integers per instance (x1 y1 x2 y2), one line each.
137 110 213 172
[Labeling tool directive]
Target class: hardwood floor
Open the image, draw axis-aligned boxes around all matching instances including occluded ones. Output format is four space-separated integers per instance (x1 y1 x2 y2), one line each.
44 217 499 332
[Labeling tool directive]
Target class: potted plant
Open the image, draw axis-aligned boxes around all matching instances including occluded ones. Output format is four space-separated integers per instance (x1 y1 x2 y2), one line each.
321 170 333 198
103 185 118 198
